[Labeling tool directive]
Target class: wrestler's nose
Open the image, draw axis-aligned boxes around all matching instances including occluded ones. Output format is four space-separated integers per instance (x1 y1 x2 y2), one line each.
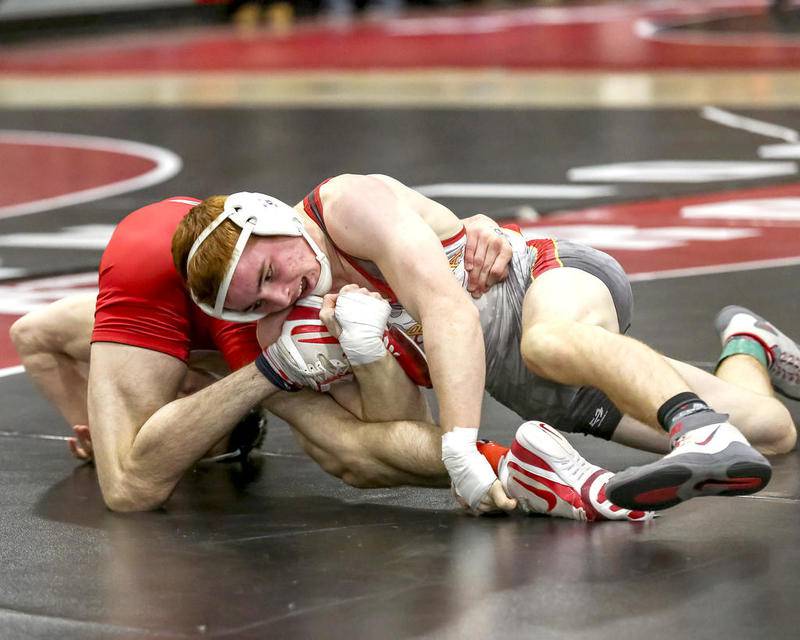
259 283 293 312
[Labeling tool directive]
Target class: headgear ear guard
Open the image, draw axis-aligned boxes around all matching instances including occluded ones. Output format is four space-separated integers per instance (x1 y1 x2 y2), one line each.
186 192 332 322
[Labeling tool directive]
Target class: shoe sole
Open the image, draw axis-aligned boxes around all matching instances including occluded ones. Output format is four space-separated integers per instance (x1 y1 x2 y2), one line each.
606 443 772 511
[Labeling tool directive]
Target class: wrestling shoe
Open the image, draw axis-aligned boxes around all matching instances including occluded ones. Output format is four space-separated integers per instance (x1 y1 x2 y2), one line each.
715 305 800 400
498 421 653 522
606 412 772 511
269 296 432 390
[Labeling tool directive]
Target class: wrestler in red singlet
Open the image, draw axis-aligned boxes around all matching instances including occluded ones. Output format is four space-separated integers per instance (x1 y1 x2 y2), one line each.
92 197 260 369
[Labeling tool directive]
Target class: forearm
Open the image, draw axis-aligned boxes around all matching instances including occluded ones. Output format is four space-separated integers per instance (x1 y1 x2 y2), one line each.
90 362 279 511
421 300 485 432
125 363 277 487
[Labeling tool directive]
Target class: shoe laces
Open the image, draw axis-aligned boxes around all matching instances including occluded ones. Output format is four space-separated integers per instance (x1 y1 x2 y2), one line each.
563 449 597 484
774 352 800 383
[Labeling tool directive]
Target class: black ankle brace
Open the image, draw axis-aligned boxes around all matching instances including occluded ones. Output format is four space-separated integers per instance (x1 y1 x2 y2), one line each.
657 392 712 432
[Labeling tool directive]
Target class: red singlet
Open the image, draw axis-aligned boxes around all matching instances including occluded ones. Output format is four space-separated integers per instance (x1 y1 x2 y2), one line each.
91 197 260 370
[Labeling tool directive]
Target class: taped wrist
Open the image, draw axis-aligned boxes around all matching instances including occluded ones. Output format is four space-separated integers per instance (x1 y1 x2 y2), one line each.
335 292 390 366
441 427 497 510
254 352 301 392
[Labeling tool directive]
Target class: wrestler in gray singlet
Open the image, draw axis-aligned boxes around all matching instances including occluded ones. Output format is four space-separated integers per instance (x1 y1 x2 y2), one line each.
473 230 632 439
388 229 633 440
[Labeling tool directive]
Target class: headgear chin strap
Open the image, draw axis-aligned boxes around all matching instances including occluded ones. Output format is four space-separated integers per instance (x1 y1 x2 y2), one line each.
186 192 332 322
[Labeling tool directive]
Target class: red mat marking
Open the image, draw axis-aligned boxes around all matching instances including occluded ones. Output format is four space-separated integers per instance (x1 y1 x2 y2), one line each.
0 143 155 208
0 315 20 369
514 183 800 277
0 273 99 370
0 2 796 73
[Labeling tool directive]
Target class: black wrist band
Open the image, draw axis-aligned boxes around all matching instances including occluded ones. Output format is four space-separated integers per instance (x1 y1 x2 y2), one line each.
255 352 300 392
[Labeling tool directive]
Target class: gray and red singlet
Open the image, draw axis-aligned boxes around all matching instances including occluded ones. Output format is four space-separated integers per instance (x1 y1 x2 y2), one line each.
303 182 633 438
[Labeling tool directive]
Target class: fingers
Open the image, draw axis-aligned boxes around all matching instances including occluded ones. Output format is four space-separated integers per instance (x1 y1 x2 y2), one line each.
337 284 383 301
320 294 342 337
464 227 478 273
465 227 510 296
481 241 511 294
456 481 518 516
68 427 93 461
72 424 94 460
467 238 488 295
488 480 517 513
74 424 92 443
67 437 86 460
463 213 498 276
473 481 517 514
475 242 501 295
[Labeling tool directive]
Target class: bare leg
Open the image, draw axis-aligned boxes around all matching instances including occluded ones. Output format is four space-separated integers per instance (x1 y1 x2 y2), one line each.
9 294 96 427
668 358 795 454
519 266 775 511
265 390 448 488
613 356 796 455
612 418 669 453
520 268 796 454
715 354 774 397
520 268 691 430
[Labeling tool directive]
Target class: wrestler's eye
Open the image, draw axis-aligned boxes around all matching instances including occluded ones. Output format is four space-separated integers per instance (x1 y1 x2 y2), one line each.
263 266 273 283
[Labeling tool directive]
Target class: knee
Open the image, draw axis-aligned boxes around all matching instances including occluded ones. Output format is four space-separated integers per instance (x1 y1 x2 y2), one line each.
323 442 386 488
340 455 387 489
750 402 797 455
9 314 46 357
296 433 379 487
765 412 797 455
520 320 577 377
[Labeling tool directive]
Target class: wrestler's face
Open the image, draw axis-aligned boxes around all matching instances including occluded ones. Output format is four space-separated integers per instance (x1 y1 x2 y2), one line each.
225 235 319 316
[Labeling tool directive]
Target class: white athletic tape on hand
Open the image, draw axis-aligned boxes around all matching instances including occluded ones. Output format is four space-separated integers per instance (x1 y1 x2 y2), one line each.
441 427 498 511
335 291 391 366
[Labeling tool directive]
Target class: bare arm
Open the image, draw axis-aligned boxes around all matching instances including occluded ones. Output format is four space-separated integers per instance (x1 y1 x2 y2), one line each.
323 175 484 434
321 176 515 513
318 286 431 424
88 342 279 512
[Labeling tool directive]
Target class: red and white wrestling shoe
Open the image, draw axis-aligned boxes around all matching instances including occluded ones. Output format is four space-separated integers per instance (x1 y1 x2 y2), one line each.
498 421 654 522
271 295 432 390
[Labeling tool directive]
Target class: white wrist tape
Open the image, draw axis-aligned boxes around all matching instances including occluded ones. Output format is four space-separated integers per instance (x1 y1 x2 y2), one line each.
441 427 497 510
335 291 391 366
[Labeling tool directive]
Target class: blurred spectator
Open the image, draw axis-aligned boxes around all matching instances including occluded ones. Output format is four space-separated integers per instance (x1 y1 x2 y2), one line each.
228 0 295 29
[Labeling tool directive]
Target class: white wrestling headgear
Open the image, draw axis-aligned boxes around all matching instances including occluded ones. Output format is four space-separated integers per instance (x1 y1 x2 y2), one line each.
186 191 332 322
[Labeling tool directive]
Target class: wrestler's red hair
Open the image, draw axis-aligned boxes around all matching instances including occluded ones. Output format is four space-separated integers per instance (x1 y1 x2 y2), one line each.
172 195 239 306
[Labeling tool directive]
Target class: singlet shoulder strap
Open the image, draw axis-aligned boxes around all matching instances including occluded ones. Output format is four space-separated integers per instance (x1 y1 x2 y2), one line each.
302 179 398 301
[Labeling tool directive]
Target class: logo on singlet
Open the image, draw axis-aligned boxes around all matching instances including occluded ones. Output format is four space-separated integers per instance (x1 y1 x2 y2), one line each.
448 247 464 270
589 407 607 428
